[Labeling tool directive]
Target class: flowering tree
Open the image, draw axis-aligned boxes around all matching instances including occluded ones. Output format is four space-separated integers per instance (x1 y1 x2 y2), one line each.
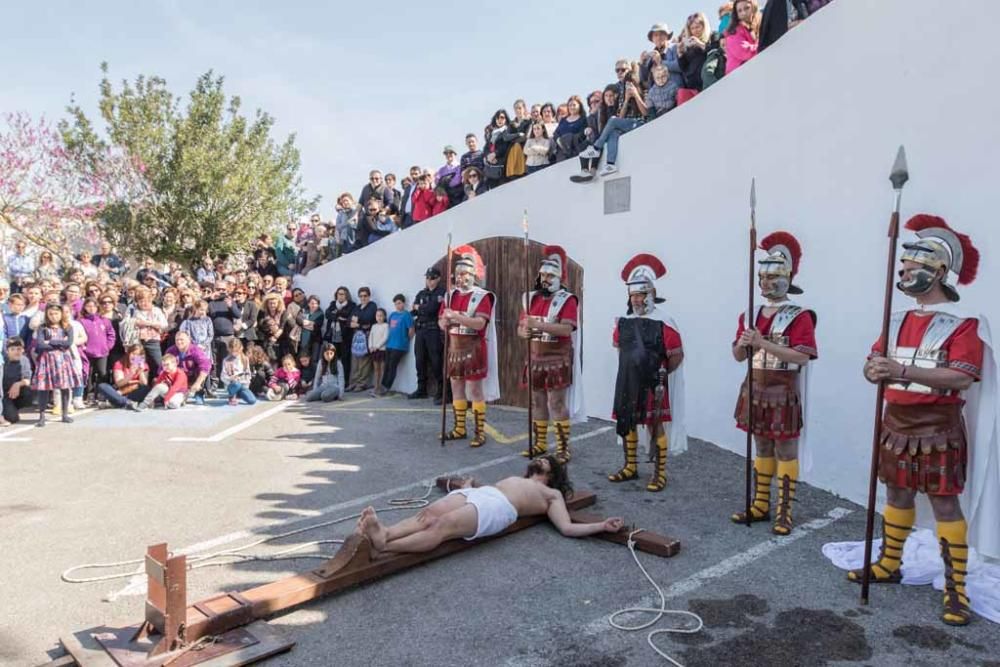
0 112 147 264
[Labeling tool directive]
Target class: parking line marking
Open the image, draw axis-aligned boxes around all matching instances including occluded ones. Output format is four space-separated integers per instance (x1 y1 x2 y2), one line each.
169 401 292 442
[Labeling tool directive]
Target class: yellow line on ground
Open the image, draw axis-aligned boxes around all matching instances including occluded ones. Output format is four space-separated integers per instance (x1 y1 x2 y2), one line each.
484 424 528 444
326 407 440 413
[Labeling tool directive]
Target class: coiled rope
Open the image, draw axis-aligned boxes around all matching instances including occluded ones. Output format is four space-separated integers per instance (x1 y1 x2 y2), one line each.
608 530 704 666
61 484 435 586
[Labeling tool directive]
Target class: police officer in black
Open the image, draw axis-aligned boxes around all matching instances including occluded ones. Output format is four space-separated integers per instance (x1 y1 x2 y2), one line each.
409 267 446 405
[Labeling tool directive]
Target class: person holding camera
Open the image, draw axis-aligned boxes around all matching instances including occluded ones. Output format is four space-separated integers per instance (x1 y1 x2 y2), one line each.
577 61 646 177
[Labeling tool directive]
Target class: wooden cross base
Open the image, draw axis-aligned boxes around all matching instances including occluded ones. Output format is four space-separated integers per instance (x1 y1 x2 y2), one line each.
52 489 680 666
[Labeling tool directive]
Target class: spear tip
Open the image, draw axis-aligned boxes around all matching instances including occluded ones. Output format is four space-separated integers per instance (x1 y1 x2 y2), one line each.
890 145 909 190
750 177 756 208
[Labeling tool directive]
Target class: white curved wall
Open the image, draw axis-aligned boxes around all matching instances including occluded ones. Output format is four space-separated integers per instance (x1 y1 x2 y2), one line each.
299 0 1000 510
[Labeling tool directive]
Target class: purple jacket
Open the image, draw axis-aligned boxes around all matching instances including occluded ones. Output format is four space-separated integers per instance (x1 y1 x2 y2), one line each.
79 313 117 358
166 343 212 381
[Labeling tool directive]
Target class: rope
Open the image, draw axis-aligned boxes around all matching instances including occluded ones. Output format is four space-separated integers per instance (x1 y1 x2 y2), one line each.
608 530 703 667
61 484 436 587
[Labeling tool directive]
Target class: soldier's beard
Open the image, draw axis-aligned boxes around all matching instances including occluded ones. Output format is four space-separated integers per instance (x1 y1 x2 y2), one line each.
540 275 560 296
897 267 937 296
456 273 474 291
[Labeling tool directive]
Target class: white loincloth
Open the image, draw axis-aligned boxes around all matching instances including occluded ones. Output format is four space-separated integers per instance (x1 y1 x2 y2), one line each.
448 486 518 539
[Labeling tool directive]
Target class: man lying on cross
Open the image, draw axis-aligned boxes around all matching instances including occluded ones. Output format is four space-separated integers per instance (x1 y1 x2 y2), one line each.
357 455 624 555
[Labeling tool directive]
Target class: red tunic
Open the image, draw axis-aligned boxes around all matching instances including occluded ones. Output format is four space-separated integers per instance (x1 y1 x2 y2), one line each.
871 313 983 406
612 318 683 423
733 308 818 359
733 307 817 439
870 312 982 496
519 292 578 340
441 289 494 381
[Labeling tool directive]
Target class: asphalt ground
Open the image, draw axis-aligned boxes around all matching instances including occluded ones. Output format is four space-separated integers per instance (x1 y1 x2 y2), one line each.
0 394 997 667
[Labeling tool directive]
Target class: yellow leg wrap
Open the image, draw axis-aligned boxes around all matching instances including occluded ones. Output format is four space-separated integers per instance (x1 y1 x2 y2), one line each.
554 419 571 462
772 458 798 535
646 434 668 491
521 420 549 457
470 401 487 447
731 456 775 523
443 400 467 439
847 505 913 584
938 520 971 626
608 431 638 482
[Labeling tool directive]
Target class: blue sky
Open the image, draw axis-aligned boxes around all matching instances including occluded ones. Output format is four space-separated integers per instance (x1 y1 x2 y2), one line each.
5 1 709 215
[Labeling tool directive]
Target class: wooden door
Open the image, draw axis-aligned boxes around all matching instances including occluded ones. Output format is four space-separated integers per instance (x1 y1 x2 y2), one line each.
434 236 583 408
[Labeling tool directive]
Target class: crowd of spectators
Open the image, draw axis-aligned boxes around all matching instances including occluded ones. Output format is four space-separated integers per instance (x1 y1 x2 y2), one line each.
0 233 425 425
292 0 832 261
0 1 830 426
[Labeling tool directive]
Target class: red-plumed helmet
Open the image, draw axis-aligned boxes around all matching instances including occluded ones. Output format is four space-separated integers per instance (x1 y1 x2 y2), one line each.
758 231 803 295
901 214 979 302
539 245 568 281
453 244 486 282
621 253 667 303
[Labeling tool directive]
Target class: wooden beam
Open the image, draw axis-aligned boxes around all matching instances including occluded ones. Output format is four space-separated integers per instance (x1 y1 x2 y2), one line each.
175 490 598 642
569 511 681 557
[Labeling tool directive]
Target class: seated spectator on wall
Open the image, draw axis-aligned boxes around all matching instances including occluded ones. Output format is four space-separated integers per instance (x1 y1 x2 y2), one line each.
578 65 646 177
432 186 450 218
460 134 484 175
702 26 728 88
436 147 465 207
135 352 186 410
584 91 602 141
383 174 403 216
98 343 149 409
725 0 760 73
639 23 674 90
483 109 512 188
273 224 298 277
539 103 558 139
358 169 394 215
365 200 398 244
335 193 363 255
524 123 553 174
267 354 301 400
221 338 256 405
577 85 619 178
645 65 677 119
677 13 714 100
552 96 588 162
462 167 487 201
399 165 423 229
305 343 344 402
504 100 531 181
411 173 436 224
2 337 34 424
167 331 211 405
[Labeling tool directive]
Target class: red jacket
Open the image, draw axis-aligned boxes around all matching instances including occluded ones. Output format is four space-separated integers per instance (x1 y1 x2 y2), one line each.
412 188 436 223
431 194 449 217
154 367 189 404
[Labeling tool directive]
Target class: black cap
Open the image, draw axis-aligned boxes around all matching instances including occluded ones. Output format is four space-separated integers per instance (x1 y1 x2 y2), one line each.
425 267 441 279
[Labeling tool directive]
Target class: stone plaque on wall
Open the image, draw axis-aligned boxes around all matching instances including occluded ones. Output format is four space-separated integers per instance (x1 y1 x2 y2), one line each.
604 176 631 214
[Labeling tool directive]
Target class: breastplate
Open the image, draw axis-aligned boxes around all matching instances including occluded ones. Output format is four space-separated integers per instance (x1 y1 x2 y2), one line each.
887 312 962 395
751 306 803 372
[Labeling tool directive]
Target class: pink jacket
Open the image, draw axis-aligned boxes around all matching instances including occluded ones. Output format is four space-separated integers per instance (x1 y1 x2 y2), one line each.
725 24 758 74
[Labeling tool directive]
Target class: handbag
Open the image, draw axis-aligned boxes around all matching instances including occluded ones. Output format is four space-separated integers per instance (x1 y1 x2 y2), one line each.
483 162 505 181
505 143 526 178
350 329 369 356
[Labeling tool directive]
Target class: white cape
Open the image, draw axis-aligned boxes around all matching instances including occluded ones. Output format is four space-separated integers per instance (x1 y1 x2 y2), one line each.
523 290 586 423
620 305 688 456
483 290 501 402
823 304 1000 605
822 529 1000 624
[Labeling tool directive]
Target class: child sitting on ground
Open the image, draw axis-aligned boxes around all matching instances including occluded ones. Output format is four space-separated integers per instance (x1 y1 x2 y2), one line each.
247 344 274 398
267 354 301 400
368 308 389 397
135 353 187 410
304 343 344 402
2 337 34 424
221 338 255 405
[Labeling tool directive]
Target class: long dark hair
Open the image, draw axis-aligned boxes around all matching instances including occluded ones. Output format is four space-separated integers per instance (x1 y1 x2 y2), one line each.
319 342 339 376
528 454 574 498
598 84 619 134
485 108 510 143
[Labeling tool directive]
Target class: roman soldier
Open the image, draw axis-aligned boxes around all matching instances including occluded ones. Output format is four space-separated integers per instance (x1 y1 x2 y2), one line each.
439 245 500 447
610 254 687 492
849 214 999 627
731 232 818 536
518 245 583 462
